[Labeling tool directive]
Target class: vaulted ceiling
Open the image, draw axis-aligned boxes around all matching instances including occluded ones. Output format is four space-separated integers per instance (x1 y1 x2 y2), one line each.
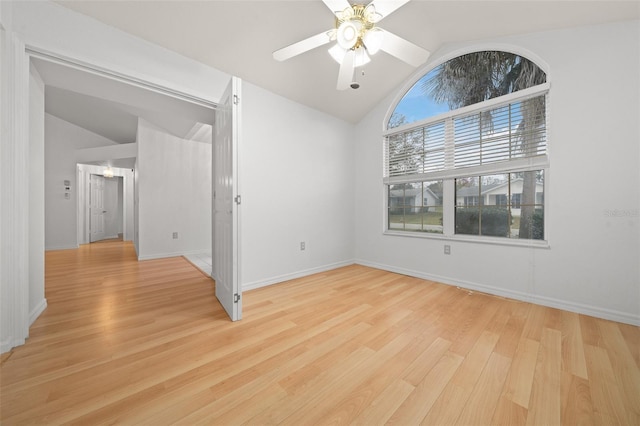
33 56 214 147
55 0 639 123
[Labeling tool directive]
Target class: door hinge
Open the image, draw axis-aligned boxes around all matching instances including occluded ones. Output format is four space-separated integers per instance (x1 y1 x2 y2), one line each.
234 293 241 303
233 94 239 105
234 195 241 205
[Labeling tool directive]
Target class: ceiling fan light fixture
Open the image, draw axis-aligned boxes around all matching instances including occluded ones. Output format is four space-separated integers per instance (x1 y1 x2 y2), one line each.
328 44 347 63
336 6 354 21
329 44 370 67
337 20 361 49
364 4 383 23
363 27 384 55
273 0 428 90
353 46 370 67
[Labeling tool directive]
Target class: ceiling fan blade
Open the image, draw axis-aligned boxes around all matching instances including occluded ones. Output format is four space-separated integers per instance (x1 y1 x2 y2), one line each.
322 0 352 16
368 0 410 19
273 31 332 61
336 50 355 90
379 29 430 67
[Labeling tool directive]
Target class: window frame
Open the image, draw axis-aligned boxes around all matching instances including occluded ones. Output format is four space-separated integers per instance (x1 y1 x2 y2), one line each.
383 82 550 247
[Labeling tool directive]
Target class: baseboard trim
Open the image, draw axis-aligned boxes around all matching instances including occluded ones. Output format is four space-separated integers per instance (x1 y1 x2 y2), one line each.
1 337 26 355
1 339 13 354
242 260 356 292
138 252 187 261
138 249 210 261
355 259 640 326
45 244 78 251
29 299 48 326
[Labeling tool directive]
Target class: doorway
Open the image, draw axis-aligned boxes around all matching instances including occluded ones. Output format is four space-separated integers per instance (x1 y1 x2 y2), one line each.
88 173 123 243
30 50 241 323
77 164 134 246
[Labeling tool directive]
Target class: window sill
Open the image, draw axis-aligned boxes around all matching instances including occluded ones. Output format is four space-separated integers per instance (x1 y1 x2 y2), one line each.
383 230 550 249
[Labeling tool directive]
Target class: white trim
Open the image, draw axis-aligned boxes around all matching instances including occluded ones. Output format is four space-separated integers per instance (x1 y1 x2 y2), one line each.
29 299 47 326
137 253 184 261
384 156 549 184
382 230 550 249
138 249 212 261
1 33 31 352
1 337 25 355
25 47 217 110
45 244 79 251
242 260 356 292
1 339 15 355
355 259 639 326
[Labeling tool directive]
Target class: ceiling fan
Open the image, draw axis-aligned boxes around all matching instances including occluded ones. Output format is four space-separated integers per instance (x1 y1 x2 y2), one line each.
273 0 429 90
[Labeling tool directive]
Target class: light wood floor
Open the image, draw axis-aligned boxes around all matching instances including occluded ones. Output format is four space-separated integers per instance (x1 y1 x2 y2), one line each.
1 241 638 425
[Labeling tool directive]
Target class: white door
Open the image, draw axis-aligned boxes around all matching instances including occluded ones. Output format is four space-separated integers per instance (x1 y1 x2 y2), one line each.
213 76 242 321
103 177 121 239
90 174 106 242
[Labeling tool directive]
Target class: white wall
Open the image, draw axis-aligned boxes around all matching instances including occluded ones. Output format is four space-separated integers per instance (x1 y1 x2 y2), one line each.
240 82 355 290
137 119 212 260
354 20 640 325
29 61 46 324
45 114 119 250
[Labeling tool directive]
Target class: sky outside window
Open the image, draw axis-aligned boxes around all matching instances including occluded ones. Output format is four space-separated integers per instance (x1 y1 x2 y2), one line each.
390 69 450 128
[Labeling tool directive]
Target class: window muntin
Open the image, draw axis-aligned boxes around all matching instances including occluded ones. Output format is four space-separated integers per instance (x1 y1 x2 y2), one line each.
454 171 545 240
384 50 548 242
388 181 443 234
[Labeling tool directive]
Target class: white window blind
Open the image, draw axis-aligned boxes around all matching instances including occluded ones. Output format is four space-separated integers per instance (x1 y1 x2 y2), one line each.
384 90 548 181
454 94 547 168
385 121 445 177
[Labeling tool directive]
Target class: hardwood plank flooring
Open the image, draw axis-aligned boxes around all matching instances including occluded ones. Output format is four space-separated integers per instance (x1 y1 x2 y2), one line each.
1 240 639 425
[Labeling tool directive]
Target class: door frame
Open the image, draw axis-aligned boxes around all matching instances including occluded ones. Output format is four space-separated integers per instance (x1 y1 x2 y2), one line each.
89 173 106 243
77 164 134 245
11 45 224 349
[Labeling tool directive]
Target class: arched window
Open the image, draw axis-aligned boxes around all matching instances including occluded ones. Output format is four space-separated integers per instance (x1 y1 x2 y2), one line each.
384 51 549 242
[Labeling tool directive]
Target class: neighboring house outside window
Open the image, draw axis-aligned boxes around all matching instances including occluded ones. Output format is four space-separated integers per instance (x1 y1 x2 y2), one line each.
384 50 548 242
495 194 508 205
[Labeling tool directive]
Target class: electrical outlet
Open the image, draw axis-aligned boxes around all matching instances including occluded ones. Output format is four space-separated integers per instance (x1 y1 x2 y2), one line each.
172 232 178 239
444 244 451 255
300 241 306 251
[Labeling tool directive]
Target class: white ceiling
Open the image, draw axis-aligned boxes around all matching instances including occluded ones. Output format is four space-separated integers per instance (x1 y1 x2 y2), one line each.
34 57 215 146
55 0 640 124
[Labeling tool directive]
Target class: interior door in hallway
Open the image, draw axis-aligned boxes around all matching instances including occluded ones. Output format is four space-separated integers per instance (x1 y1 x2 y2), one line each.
89 174 106 242
213 76 242 321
